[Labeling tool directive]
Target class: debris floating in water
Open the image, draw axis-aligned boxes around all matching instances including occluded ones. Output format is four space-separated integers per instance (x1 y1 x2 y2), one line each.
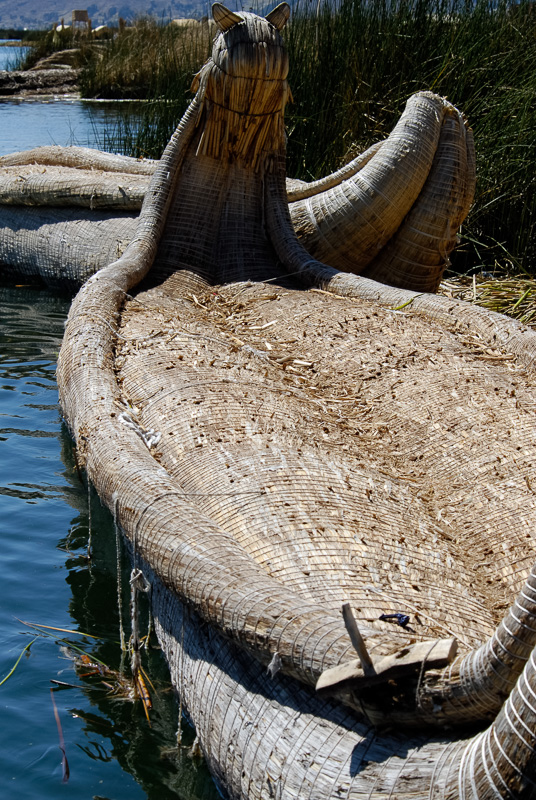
0 637 37 687
50 687 70 783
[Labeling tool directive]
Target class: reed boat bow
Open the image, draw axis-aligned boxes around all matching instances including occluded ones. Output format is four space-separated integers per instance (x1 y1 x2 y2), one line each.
0 9 474 293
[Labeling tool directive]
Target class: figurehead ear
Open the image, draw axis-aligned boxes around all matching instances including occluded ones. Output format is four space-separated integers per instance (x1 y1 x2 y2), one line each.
212 3 242 31
265 2 290 30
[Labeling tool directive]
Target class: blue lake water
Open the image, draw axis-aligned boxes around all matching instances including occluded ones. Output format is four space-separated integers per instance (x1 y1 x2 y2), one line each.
0 95 145 156
0 42 28 71
0 102 219 799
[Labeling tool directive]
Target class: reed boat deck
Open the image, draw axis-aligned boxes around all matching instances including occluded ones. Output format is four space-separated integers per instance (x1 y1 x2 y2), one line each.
68 266 536 799
113 271 536 651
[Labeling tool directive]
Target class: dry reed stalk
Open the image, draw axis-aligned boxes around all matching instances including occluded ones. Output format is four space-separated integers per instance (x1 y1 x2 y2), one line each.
440 275 536 327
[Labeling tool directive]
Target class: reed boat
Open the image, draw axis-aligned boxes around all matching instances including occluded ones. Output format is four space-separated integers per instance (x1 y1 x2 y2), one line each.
4 4 536 798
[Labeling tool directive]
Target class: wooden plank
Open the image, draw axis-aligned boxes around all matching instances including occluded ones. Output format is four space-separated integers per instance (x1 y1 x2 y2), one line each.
341 601 375 676
316 637 458 693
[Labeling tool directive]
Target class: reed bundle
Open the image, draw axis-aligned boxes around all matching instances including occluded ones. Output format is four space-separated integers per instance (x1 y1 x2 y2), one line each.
0 164 147 209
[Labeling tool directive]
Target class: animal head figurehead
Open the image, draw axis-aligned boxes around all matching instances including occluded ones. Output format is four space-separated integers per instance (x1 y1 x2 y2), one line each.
191 3 291 171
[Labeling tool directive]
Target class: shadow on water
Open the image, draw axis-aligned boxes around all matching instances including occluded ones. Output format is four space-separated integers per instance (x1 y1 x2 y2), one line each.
0 280 219 800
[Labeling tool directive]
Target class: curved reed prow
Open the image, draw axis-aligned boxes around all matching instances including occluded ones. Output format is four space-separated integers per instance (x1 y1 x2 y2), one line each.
418 566 536 728
439 633 536 797
288 92 475 293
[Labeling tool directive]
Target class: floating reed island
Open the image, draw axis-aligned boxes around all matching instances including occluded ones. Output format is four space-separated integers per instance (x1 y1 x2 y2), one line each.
3 4 536 798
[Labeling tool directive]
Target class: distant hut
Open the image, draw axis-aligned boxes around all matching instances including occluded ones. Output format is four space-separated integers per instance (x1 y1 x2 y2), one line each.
71 9 91 34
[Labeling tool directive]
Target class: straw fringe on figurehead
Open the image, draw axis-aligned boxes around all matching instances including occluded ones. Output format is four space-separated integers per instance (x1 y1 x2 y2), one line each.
189 12 290 172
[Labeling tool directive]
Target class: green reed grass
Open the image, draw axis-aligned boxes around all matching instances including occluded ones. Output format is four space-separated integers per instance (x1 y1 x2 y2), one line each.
81 18 212 159
80 17 212 101
440 275 536 326
285 0 535 275
72 1 535 275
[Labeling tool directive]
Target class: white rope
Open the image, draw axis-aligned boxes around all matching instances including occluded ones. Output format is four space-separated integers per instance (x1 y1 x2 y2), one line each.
86 478 92 559
113 495 127 655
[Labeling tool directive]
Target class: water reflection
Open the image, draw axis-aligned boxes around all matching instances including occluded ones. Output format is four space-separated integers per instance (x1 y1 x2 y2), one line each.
0 283 219 800
0 96 144 157
60 447 219 800
0 42 28 71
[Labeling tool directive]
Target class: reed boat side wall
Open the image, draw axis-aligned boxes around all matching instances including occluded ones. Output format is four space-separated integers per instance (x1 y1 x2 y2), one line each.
149 564 455 800
146 560 536 800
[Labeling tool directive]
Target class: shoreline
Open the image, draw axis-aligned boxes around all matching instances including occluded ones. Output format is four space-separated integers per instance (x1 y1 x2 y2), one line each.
0 67 79 98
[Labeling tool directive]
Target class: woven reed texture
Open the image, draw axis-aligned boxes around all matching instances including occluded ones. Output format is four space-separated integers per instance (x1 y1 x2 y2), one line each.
150 563 536 800
0 145 158 174
0 205 136 288
288 92 474 293
106 273 536 720
0 165 145 285
80 270 536 799
0 93 472 291
52 5 536 797
0 83 473 291
0 164 147 209
151 568 456 800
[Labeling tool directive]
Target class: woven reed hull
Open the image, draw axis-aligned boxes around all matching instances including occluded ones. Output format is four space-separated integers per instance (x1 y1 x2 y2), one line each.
151 553 536 800
150 567 468 800
0 204 137 288
58 258 536 798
